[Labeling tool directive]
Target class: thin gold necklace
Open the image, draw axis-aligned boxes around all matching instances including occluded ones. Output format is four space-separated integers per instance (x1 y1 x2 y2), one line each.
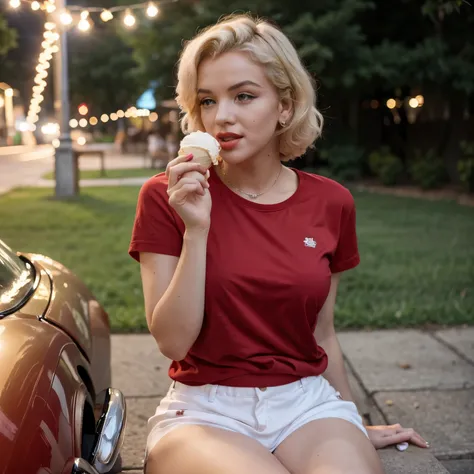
222 164 283 200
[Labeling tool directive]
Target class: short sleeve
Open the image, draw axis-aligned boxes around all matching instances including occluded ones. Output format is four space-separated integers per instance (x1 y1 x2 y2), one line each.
329 193 360 273
128 174 184 262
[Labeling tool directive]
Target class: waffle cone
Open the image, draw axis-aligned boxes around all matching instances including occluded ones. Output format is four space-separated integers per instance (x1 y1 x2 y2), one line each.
179 146 219 169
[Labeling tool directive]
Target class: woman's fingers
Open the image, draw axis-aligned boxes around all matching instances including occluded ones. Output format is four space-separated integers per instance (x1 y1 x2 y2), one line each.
385 428 429 449
166 153 208 187
167 174 208 201
174 172 209 192
169 183 204 206
166 153 194 172
395 425 429 447
167 163 208 188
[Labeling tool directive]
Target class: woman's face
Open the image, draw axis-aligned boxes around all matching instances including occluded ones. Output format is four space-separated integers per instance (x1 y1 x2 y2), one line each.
197 51 289 164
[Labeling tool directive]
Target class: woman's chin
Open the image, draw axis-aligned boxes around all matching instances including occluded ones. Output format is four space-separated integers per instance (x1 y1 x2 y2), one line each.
221 146 262 164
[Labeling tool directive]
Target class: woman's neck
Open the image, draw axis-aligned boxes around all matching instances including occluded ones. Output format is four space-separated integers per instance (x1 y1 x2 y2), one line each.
217 140 284 194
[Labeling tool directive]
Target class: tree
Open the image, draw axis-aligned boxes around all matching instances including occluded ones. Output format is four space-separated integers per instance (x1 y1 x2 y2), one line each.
122 0 289 102
123 0 474 167
68 27 141 115
0 13 18 83
0 14 16 57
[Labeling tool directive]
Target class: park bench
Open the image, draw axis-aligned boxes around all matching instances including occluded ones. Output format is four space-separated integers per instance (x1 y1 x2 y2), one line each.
73 143 114 177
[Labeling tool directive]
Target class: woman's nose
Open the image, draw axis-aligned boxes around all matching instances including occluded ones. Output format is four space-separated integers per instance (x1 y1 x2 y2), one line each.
215 101 236 125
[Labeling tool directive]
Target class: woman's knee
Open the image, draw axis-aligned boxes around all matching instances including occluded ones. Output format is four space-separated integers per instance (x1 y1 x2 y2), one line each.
274 418 384 474
145 425 291 474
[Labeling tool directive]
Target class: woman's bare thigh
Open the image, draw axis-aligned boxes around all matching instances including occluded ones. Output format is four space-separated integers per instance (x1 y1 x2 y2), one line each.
274 418 385 474
145 425 291 474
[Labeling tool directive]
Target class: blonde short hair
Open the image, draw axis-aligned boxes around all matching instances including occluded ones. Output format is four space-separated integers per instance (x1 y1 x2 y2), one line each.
175 14 324 161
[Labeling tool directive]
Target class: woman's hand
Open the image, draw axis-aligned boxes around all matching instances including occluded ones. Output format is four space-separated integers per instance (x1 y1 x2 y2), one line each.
166 153 212 232
366 424 430 449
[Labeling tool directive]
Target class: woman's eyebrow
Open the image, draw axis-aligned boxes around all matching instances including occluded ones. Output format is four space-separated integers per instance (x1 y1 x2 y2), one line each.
197 80 262 95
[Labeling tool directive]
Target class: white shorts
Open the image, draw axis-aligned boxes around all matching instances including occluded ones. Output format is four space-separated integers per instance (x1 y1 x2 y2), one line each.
146 375 368 456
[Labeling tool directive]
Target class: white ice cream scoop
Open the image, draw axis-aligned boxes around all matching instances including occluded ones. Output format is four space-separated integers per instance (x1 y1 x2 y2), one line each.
179 131 222 169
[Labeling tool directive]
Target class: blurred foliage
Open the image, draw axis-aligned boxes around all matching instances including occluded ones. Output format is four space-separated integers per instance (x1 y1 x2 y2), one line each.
458 141 474 193
68 28 141 114
320 144 365 182
368 147 404 186
118 0 474 100
409 149 448 190
0 14 16 57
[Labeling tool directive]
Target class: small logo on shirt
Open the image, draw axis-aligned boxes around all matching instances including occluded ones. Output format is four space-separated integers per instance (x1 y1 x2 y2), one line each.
304 237 317 248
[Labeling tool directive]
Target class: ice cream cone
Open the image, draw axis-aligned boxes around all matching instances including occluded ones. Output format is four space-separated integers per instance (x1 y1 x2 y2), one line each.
179 146 216 169
179 131 221 169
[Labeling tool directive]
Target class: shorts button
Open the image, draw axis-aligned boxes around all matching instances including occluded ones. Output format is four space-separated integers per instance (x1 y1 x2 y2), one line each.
259 387 267 392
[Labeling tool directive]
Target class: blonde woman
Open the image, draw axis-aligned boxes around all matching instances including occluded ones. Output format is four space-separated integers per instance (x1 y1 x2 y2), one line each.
129 14 428 474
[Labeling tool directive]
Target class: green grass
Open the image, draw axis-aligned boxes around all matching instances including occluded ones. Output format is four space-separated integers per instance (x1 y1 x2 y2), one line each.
42 168 163 180
1 187 473 332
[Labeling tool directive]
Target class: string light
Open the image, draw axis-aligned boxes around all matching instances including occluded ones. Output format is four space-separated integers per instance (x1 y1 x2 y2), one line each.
26 22 59 128
45 1 56 13
69 106 152 129
123 9 136 27
146 2 158 17
100 9 113 22
78 10 92 32
78 103 89 115
10 0 178 31
59 10 73 25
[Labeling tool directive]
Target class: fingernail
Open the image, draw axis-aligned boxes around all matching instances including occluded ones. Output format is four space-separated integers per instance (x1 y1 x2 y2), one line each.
426 441 430 447
185 154 193 161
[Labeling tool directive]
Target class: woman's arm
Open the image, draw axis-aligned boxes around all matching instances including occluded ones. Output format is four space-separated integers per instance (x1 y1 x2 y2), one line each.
313 273 354 401
315 273 430 450
140 228 209 361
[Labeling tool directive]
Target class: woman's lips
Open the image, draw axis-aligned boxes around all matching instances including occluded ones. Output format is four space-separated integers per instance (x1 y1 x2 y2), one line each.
219 137 242 151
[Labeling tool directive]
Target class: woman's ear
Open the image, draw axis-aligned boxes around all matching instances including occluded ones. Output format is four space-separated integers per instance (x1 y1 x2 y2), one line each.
278 96 293 126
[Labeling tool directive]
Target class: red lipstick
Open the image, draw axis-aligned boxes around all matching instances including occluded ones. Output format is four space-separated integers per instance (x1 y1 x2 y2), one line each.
216 132 243 151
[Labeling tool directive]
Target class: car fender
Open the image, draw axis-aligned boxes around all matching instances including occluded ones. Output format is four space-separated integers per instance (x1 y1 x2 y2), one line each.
0 318 94 474
25 254 112 394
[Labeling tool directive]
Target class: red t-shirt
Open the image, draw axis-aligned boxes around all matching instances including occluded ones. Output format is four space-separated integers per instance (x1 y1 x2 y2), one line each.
129 167 360 387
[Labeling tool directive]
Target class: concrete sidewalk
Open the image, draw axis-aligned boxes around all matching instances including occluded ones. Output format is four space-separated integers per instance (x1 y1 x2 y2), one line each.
0 147 153 196
35 176 150 188
111 327 474 474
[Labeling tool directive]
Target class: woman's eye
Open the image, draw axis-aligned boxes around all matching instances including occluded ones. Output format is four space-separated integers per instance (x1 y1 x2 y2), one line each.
200 98 215 107
236 93 255 102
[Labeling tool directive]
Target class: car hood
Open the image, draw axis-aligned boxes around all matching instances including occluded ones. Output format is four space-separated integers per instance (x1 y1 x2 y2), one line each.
21 253 98 361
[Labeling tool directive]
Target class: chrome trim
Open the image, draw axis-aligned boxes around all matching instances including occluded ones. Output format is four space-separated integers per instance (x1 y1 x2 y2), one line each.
90 388 127 474
72 458 100 474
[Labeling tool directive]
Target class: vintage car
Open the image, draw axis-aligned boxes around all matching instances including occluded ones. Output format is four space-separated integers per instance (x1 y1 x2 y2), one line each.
0 239 126 474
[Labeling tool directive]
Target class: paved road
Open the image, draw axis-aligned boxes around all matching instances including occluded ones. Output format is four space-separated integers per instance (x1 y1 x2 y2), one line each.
0 145 55 195
0 145 149 195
